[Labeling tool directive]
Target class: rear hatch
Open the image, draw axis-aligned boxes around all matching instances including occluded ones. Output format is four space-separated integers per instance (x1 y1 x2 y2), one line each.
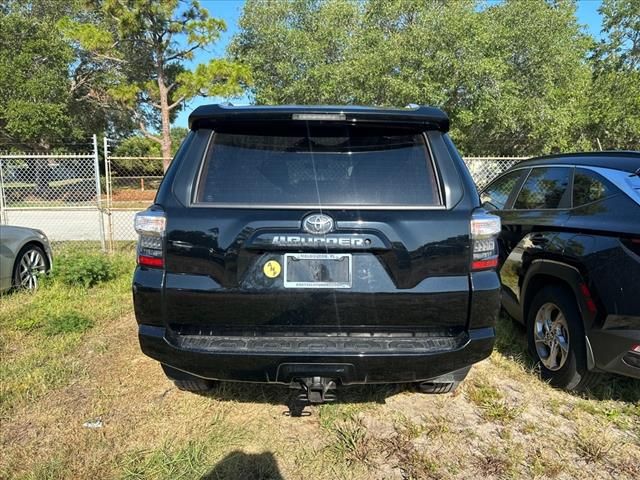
162 120 473 337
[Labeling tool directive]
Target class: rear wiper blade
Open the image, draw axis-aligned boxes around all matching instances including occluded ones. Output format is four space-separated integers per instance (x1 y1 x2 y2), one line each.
630 168 640 178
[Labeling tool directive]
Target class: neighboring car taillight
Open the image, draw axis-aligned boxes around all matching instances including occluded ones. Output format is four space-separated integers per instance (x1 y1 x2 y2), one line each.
621 237 640 257
470 211 501 271
134 210 166 268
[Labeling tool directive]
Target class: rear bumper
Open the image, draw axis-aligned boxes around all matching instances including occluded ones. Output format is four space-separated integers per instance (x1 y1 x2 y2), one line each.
588 325 640 379
138 325 495 384
588 326 640 378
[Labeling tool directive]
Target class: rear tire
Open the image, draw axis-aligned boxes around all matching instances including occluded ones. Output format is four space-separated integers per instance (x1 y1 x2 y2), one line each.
161 364 217 393
526 285 600 391
417 381 459 394
173 379 217 392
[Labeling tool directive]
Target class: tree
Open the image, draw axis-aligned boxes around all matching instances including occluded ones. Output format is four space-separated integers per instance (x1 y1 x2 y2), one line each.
112 127 188 174
230 0 594 155
0 2 130 151
62 0 252 170
0 13 73 150
586 0 640 150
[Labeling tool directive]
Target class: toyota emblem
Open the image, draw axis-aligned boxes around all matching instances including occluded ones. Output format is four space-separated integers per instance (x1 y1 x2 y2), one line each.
302 214 334 235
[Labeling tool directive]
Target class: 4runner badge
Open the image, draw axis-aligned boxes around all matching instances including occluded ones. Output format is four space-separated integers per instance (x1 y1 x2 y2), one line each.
303 214 334 235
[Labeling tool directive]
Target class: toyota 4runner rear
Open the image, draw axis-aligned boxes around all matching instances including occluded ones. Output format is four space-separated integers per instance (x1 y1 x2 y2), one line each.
132 104 501 403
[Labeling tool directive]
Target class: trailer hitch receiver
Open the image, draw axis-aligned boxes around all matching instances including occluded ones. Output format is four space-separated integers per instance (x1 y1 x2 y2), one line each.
296 376 337 404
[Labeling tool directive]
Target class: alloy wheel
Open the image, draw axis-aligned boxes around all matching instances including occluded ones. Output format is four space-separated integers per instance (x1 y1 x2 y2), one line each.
18 249 46 290
533 302 570 371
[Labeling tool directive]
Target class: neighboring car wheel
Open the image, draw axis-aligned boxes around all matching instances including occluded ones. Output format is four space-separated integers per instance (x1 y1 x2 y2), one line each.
12 244 48 291
527 286 599 391
161 364 217 393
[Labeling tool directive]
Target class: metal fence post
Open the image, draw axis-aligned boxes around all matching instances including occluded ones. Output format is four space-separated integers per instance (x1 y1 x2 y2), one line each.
0 157 7 224
103 136 114 252
93 134 106 251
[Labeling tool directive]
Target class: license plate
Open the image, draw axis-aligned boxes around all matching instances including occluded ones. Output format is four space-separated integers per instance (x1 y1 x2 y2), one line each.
283 253 352 289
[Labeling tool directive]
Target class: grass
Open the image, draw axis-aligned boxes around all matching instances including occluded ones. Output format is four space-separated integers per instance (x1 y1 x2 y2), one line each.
574 425 615 463
0 250 133 416
465 378 523 423
1 261 639 479
121 420 247 480
327 418 371 466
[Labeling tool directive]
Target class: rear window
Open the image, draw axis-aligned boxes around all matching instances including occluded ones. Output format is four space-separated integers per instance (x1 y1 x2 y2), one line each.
195 125 440 206
573 168 614 206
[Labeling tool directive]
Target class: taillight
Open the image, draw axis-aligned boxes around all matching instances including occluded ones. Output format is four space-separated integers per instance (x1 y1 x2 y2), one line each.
621 238 640 257
134 210 166 268
470 211 501 271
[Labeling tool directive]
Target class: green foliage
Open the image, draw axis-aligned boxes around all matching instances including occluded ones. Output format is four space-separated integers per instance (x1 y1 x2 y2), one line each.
59 0 252 168
230 0 639 155
115 127 188 157
113 127 188 174
585 0 640 150
54 252 118 288
0 13 74 147
599 0 640 68
175 60 252 100
43 311 94 336
0 4 134 150
1 1 250 157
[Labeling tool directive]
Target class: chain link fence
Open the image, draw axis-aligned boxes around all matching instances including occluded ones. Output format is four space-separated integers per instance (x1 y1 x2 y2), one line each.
463 156 528 190
0 134 529 252
103 138 163 250
0 135 106 249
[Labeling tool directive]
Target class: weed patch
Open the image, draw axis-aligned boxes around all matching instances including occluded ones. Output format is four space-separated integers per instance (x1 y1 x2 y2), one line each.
43 311 94 336
466 380 522 423
328 417 371 466
574 425 615 463
394 413 449 440
54 252 121 288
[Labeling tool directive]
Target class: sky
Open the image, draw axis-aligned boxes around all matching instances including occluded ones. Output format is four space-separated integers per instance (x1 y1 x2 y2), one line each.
175 0 605 128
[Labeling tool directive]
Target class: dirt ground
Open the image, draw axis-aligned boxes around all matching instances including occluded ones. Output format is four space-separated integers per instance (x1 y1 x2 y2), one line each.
2 312 638 480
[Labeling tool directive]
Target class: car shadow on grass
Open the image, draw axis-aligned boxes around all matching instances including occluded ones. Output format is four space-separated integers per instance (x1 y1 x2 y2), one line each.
201 451 283 480
199 380 416 416
495 311 640 403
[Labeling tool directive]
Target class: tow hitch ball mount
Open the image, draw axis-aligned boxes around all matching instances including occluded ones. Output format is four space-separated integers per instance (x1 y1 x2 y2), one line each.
294 376 337 404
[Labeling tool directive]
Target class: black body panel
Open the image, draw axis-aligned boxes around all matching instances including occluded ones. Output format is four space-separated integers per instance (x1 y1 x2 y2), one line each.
162 207 473 330
139 325 495 384
188 104 450 132
510 151 640 173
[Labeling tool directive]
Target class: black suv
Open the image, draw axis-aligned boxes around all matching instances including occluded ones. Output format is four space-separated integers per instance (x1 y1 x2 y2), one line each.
132 104 501 403
481 152 640 390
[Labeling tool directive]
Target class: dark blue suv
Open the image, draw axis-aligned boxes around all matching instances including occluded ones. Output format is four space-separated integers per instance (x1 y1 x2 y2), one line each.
481 152 640 390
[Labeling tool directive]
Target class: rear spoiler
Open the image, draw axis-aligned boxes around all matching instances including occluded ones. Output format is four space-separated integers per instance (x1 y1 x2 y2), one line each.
188 104 449 132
